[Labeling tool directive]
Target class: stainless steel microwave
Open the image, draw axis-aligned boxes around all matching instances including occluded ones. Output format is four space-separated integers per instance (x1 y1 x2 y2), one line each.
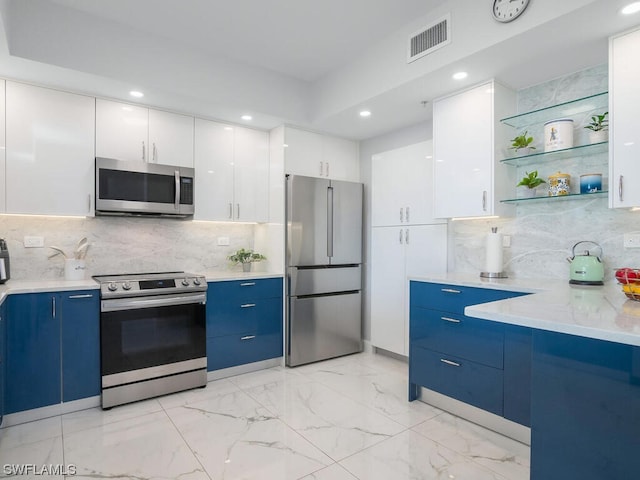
95 157 195 217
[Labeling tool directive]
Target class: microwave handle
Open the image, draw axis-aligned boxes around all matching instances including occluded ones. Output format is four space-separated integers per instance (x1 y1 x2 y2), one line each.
174 170 180 210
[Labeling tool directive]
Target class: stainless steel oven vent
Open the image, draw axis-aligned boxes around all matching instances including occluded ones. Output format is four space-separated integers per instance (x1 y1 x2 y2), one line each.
407 14 451 63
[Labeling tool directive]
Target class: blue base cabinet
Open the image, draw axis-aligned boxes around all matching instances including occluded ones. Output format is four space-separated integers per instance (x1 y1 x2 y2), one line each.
0 301 5 425
531 330 640 480
5 290 100 414
207 278 283 371
409 281 531 425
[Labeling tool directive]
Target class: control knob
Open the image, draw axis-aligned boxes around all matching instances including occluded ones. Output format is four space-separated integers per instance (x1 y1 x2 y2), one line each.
193 278 201 286
107 282 118 292
181 278 190 287
122 281 132 291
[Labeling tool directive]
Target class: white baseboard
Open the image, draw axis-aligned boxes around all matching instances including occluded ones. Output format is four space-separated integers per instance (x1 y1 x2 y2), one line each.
1 396 100 428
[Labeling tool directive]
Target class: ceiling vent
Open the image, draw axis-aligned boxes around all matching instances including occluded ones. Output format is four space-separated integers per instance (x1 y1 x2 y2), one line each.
407 14 451 64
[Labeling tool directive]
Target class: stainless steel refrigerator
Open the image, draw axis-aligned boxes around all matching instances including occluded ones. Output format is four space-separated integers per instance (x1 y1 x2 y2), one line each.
285 174 363 367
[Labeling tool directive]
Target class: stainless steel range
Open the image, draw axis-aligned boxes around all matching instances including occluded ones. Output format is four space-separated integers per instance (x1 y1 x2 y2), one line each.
93 272 207 408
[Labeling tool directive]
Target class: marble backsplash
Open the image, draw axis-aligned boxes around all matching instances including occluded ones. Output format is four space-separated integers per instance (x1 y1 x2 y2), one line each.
0 215 255 280
451 64 640 280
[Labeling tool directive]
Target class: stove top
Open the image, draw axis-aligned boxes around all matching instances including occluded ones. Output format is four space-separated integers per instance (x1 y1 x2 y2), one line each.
93 271 207 298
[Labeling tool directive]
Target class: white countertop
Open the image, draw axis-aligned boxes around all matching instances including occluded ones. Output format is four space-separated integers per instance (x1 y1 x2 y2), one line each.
410 273 640 347
0 271 284 305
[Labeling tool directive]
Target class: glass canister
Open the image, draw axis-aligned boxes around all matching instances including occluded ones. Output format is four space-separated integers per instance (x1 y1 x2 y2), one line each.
548 171 571 196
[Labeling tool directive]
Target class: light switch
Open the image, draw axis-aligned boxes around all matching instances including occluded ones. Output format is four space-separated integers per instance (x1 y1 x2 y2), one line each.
217 236 230 246
24 236 44 248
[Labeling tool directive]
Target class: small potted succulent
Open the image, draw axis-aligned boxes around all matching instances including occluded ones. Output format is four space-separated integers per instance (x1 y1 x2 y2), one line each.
517 170 546 198
510 131 536 155
584 112 608 144
228 248 266 272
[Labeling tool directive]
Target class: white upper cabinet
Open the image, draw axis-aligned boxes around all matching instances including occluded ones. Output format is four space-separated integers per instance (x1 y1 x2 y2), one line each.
0 80 5 213
96 99 194 167
610 27 640 208
372 141 444 226
6 82 95 216
284 127 359 181
433 80 516 218
194 119 268 222
148 109 194 168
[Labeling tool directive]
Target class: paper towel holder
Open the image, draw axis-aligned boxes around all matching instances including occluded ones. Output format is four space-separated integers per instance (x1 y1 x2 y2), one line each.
480 227 508 279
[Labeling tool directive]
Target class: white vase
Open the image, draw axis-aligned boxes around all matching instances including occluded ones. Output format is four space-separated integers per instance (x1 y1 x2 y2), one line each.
588 130 608 144
242 263 252 273
64 259 86 280
520 186 537 198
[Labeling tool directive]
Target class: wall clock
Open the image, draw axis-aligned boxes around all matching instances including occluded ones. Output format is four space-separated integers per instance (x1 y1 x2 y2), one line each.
492 0 530 23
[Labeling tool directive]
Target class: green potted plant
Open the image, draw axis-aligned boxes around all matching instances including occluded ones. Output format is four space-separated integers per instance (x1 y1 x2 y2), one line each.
510 131 536 155
228 248 266 272
517 170 546 198
584 111 608 144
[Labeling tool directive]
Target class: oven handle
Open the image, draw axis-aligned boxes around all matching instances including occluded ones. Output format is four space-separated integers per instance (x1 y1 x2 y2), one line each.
101 292 206 313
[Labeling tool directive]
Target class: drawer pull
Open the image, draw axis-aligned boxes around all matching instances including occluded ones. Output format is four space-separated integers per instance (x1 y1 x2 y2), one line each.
68 294 94 299
240 282 256 287
441 288 461 294
440 358 461 367
441 316 461 324
240 303 256 308
241 335 256 341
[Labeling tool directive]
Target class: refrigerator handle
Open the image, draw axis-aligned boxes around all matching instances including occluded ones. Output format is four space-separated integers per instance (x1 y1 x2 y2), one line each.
327 186 334 258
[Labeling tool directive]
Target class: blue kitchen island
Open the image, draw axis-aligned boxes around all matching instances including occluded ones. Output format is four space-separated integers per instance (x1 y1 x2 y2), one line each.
409 275 640 480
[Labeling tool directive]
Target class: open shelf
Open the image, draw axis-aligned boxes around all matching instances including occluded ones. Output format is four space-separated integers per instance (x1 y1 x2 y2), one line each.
500 141 608 167
501 191 608 204
500 92 608 129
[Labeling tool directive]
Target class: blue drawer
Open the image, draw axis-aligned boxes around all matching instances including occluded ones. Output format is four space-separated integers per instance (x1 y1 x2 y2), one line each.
410 346 503 416
410 281 527 314
208 278 282 305
410 306 504 369
207 297 282 337
207 332 282 371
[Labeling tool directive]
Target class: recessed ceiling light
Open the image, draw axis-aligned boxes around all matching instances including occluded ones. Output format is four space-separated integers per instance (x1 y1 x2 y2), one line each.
452 71 468 80
129 90 144 98
359 110 372 117
622 2 640 14
224 126 233 131
121 106 133 112
283 143 289 148
241 115 252 121
425 155 433 159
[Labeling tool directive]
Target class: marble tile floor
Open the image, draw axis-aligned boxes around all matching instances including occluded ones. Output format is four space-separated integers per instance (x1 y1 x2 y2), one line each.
0 352 530 479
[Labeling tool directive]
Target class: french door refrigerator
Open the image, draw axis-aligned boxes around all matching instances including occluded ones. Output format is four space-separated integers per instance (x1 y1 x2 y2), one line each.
286 174 363 367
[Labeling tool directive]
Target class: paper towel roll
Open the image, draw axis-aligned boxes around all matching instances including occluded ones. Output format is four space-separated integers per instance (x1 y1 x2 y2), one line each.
485 230 503 273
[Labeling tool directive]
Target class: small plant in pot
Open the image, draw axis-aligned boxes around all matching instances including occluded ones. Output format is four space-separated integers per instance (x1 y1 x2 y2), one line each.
517 170 546 198
510 131 536 155
584 111 608 144
228 248 266 272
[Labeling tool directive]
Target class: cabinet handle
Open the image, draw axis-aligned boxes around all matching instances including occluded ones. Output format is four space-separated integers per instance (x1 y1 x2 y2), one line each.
406 207 410 223
52 297 56 319
441 288 461 294
400 207 404 223
319 161 324 176
619 175 624 202
440 358 461 367
399 229 403 244
142 141 146 162
153 143 157 163
482 190 487 211
236 203 240 220
240 303 256 308
228 203 233 219
405 229 409 244
441 316 461 323
68 294 94 299
326 162 329 177
240 282 256 286
241 335 256 341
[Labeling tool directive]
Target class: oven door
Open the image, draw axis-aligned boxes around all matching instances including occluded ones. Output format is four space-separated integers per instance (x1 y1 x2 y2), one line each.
100 292 206 386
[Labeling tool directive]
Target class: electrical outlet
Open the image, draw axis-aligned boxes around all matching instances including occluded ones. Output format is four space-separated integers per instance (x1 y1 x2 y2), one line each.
624 233 640 248
24 236 44 248
502 235 511 248
217 236 230 246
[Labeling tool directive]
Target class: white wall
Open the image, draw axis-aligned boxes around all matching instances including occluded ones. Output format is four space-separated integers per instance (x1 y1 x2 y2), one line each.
359 120 432 341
